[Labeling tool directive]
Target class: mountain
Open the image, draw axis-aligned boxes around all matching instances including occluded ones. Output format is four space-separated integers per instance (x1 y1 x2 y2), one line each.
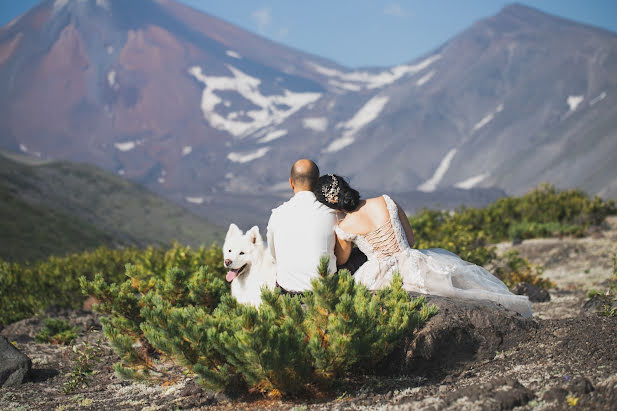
0 150 224 262
1 1 616 228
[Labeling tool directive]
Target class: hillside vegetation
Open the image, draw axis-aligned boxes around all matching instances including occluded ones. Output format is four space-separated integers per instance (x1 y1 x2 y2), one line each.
0 152 223 262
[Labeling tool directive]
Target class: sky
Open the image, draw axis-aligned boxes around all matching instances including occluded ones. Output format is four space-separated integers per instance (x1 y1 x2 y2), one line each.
1 0 616 68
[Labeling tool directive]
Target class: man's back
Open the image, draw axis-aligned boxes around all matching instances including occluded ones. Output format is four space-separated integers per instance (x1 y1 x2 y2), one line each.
267 191 337 292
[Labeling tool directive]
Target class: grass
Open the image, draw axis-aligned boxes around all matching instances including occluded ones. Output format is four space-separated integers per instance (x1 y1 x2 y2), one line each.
0 154 224 262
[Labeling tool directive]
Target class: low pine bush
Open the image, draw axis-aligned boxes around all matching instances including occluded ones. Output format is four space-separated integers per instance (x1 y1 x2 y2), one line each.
489 250 554 290
81 257 437 396
35 318 80 345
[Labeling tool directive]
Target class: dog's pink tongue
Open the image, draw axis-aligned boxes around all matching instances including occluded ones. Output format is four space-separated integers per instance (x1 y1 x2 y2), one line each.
226 269 239 282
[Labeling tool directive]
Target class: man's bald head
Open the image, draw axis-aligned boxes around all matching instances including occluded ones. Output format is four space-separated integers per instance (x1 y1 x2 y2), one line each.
290 159 319 191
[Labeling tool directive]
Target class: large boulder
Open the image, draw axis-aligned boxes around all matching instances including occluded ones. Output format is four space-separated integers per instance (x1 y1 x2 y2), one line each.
0 335 32 386
381 294 537 375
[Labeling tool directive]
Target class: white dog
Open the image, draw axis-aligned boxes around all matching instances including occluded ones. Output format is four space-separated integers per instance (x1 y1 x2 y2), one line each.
223 223 277 306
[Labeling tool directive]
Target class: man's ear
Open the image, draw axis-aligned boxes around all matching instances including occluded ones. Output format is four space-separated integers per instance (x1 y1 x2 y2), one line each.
246 226 263 246
289 177 294 191
225 223 242 242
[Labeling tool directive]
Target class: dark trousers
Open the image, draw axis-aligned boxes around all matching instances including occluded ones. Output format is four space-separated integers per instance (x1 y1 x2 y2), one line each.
336 247 367 275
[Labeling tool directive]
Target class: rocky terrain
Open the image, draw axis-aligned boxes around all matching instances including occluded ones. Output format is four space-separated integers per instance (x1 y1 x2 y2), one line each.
1 217 616 410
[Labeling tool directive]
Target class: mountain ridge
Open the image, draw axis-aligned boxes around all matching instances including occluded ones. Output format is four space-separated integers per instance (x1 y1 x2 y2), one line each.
1 0 616 228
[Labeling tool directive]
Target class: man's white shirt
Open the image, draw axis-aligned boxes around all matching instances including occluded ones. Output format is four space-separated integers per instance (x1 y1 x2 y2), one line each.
266 191 337 292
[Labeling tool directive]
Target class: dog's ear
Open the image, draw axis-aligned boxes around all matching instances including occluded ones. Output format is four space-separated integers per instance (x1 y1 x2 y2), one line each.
246 226 263 246
225 223 242 242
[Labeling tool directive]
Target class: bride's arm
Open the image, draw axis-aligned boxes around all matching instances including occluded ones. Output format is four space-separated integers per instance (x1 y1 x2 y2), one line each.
334 234 353 265
396 202 415 247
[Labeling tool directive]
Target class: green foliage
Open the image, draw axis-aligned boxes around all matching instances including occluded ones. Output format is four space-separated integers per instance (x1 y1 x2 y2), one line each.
409 184 616 269
589 252 617 317
0 153 223 264
63 339 103 394
490 250 554 290
81 256 436 396
35 318 80 345
0 243 224 326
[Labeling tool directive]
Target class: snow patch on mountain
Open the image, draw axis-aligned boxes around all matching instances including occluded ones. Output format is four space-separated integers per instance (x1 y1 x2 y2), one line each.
226 50 241 59
567 95 584 111
589 91 606 106
19 144 28 153
96 0 110 10
324 96 389 153
472 104 504 132
54 0 69 10
228 147 270 163
107 70 116 87
189 65 321 138
114 142 135 151
303 117 328 132
455 173 489 189
416 70 435 86
182 146 192 156
185 196 204 205
311 54 441 91
257 129 287 143
417 148 458 192
114 139 144 152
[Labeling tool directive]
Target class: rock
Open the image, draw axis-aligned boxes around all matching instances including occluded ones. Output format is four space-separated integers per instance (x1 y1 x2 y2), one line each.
566 376 594 395
380 294 537 375
597 374 617 405
444 377 534 409
512 282 550 302
581 293 616 316
0 335 32 386
542 387 568 403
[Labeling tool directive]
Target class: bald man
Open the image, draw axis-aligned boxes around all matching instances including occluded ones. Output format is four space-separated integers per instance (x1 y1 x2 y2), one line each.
266 159 337 293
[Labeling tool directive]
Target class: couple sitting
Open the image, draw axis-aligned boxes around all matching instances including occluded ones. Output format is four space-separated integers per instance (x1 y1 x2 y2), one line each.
227 158 532 318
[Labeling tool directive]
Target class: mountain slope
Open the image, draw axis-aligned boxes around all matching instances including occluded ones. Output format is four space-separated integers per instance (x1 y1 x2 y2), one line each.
0 151 224 262
0 1 616 228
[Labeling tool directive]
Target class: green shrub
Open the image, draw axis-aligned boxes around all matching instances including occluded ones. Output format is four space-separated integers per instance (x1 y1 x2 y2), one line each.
490 250 554 290
35 318 80 345
588 252 617 317
81 257 437 396
0 243 223 326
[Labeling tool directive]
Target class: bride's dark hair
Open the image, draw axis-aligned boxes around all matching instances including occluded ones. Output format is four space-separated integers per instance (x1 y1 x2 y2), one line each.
313 174 360 212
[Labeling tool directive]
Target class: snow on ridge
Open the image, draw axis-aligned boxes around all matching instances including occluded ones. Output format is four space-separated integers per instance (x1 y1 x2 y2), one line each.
311 54 441 91
226 50 241 59
258 129 288 143
416 70 435 86
302 117 328 132
19 144 28 152
185 196 204 205
182 146 192 156
324 96 389 153
107 70 116 87
472 103 504 132
54 0 69 10
454 173 489 189
589 91 607 106
96 0 110 10
114 142 135 151
228 147 270 163
189 65 321 138
567 95 584 111
114 139 144 152
417 148 458 192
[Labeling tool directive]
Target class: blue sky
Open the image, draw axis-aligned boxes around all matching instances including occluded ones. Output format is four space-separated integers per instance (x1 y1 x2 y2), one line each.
1 1 616 68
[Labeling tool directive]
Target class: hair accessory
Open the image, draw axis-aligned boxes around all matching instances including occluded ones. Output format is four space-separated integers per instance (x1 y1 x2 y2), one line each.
322 174 339 204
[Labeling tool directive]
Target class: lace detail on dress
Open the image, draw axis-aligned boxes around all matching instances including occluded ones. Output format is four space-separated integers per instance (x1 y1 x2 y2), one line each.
334 226 356 242
382 195 409 249
363 220 400 259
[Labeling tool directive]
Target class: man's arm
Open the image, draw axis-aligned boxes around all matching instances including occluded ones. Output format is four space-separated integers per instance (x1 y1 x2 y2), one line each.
266 215 276 261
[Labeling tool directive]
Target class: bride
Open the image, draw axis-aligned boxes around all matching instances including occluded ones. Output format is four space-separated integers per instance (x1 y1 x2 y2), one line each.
313 174 532 318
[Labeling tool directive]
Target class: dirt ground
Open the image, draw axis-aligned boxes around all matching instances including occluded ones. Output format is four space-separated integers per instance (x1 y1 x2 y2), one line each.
1 218 616 410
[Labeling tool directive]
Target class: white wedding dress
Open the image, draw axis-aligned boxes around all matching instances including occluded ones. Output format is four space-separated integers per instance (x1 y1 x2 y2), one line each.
335 195 532 318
